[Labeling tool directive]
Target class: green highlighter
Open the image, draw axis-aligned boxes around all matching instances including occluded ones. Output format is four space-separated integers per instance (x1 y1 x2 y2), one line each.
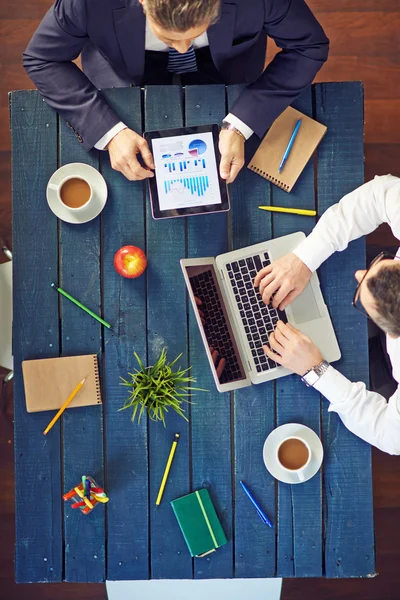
171 489 227 558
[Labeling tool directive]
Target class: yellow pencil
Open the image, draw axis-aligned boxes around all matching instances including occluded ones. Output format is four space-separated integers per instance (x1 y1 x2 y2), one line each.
156 433 180 505
43 378 86 435
258 206 316 217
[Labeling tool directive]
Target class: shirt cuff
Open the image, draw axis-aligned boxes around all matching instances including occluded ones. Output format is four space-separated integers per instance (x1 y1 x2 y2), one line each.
313 365 354 406
293 231 336 273
94 122 127 150
224 113 254 140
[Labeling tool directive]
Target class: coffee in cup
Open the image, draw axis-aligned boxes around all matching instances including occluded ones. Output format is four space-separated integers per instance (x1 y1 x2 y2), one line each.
276 436 311 482
49 175 93 211
60 177 91 208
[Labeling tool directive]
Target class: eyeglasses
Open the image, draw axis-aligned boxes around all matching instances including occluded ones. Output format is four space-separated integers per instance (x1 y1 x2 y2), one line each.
352 251 396 318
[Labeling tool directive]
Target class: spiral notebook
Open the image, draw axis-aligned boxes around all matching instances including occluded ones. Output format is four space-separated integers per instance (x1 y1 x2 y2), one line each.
248 107 327 192
22 354 102 413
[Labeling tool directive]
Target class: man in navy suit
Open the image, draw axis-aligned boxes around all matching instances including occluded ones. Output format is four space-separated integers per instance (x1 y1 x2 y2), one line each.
24 0 329 183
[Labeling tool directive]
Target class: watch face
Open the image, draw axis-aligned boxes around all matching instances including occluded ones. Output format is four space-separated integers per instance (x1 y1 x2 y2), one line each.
304 370 319 386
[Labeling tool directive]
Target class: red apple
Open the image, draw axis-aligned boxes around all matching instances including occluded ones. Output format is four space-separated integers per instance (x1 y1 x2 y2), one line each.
114 245 147 279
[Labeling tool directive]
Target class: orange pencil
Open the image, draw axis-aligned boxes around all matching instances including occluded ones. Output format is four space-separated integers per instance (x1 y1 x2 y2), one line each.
43 378 86 435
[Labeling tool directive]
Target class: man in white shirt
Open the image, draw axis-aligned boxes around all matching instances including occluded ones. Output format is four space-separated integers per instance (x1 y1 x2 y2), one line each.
23 0 329 183
254 174 400 455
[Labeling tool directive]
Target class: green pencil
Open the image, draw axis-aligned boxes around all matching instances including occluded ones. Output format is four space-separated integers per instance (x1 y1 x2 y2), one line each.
51 283 111 329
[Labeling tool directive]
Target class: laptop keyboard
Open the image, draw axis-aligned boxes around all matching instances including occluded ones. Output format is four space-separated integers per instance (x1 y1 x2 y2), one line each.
226 252 283 373
189 271 243 384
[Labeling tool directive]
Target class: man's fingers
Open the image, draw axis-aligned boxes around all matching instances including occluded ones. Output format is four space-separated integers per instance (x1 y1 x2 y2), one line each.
275 320 294 341
263 344 283 365
269 332 284 353
258 272 275 296
261 279 281 306
216 357 226 378
128 158 154 179
254 265 273 287
138 139 155 169
219 155 232 180
271 282 292 309
272 326 289 347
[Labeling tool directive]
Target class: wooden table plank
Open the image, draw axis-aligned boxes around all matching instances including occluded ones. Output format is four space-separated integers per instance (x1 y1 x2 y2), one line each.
10 90 62 582
144 86 192 579
227 84 276 578
185 84 233 579
272 88 323 578
315 82 376 577
101 88 149 581
58 122 105 582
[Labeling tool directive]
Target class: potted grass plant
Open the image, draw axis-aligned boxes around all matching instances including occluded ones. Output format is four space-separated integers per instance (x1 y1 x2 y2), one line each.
119 348 204 426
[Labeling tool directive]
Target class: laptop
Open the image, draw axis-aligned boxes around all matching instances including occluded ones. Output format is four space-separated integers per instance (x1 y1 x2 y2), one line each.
181 232 341 392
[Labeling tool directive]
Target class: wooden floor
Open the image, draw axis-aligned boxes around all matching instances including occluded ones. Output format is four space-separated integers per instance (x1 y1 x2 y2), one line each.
1 1 399 597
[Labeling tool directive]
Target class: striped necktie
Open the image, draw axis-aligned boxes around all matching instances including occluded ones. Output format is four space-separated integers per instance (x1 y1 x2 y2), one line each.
167 45 198 74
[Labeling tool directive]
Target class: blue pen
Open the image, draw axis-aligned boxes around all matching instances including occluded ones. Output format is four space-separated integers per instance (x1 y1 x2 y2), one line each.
240 480 273 528
278 118 302 173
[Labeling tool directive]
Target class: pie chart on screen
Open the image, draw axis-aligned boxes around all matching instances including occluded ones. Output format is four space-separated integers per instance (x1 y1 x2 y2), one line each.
188 139 207 157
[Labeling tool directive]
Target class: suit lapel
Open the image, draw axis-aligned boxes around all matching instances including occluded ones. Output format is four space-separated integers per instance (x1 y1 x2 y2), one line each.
113 0 146 80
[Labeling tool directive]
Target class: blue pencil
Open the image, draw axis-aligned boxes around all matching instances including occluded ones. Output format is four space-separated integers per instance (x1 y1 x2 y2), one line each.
240 480 273 528
278 118 302 173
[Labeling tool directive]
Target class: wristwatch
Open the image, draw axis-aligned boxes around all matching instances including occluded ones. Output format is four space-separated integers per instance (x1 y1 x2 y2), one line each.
301 360 330 387
221 121 246 140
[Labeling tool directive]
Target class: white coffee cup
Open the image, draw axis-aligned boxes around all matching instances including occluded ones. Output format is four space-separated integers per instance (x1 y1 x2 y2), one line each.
276 435 311 482
48 175 93 211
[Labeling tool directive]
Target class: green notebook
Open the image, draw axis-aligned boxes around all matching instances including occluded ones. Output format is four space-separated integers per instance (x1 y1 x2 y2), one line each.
171 489 227 557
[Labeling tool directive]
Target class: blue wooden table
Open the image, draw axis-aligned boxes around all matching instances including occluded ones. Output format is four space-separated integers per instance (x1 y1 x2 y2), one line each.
11 82 375 583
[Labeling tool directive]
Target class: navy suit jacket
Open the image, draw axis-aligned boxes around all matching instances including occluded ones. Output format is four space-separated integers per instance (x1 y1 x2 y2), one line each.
23 0 329 151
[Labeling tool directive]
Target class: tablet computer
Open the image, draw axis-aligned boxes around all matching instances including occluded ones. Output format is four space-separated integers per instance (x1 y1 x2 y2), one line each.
144 124 230 220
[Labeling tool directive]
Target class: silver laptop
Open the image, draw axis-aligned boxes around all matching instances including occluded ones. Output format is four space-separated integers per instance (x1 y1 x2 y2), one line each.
181 232 341 392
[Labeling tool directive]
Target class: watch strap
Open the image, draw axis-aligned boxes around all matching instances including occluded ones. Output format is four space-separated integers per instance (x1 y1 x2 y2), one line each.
221 121 246 140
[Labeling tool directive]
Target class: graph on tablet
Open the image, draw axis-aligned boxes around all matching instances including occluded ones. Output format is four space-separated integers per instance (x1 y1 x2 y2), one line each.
152 132 222 211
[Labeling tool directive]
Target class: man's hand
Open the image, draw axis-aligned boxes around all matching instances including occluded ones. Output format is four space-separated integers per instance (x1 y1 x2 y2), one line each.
218 129 245 183
264 321 323 376
254 253 312 310
107 128 155 181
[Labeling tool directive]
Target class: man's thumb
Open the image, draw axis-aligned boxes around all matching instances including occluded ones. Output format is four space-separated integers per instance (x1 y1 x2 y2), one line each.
220 156 231 179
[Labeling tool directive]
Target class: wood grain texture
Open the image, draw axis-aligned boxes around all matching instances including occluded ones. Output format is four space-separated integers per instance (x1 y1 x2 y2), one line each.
101 88 149 580
315 82 375 578
271 88 322 578
227 84 276 578
144 86 192 579
185 85 233 579
58 120 105 582
10 90 62 583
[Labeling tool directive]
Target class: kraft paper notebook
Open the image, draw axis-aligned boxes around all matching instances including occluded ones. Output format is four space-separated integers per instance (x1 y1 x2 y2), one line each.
22 354 102 413
248 106 327 192
171 488 227 557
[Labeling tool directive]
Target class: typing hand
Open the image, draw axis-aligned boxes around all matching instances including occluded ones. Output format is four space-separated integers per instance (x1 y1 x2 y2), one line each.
107 128 155 181
218 129 245 184
194 297 226 377
254 253 312 310
263 321 323 376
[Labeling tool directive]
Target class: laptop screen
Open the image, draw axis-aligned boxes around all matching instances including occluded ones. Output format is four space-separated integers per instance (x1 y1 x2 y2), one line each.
185 263 247 386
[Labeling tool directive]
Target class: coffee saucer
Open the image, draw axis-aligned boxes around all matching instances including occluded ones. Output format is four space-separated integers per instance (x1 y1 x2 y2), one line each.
46 163 107 224
263 423 323 485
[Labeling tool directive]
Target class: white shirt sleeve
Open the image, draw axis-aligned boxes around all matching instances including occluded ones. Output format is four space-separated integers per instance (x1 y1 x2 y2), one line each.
293 174 400 272
313 366 400 455
94 122 127 150
223 113 254 140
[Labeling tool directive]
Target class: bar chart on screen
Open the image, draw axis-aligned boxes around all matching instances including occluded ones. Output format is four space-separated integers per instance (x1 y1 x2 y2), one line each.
153 132 222 211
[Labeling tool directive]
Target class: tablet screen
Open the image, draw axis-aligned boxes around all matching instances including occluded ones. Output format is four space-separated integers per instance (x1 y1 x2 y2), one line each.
152 131 222 211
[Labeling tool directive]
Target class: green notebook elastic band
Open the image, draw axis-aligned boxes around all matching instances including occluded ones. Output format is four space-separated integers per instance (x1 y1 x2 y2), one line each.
195 490 218 548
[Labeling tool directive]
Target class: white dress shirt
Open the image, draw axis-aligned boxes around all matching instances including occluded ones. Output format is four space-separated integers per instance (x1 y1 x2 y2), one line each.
95 20 254 150
294 174 400 455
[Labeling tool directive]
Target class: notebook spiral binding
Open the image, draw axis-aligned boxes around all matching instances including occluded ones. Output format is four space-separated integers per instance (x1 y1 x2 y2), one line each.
93 356 102 404
249 164 290 192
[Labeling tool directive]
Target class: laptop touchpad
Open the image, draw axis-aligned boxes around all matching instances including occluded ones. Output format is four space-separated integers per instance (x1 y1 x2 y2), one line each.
290 284 322 324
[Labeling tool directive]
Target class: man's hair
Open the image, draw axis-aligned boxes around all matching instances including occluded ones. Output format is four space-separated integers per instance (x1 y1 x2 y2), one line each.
367 262 400 337
143 0 220 32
